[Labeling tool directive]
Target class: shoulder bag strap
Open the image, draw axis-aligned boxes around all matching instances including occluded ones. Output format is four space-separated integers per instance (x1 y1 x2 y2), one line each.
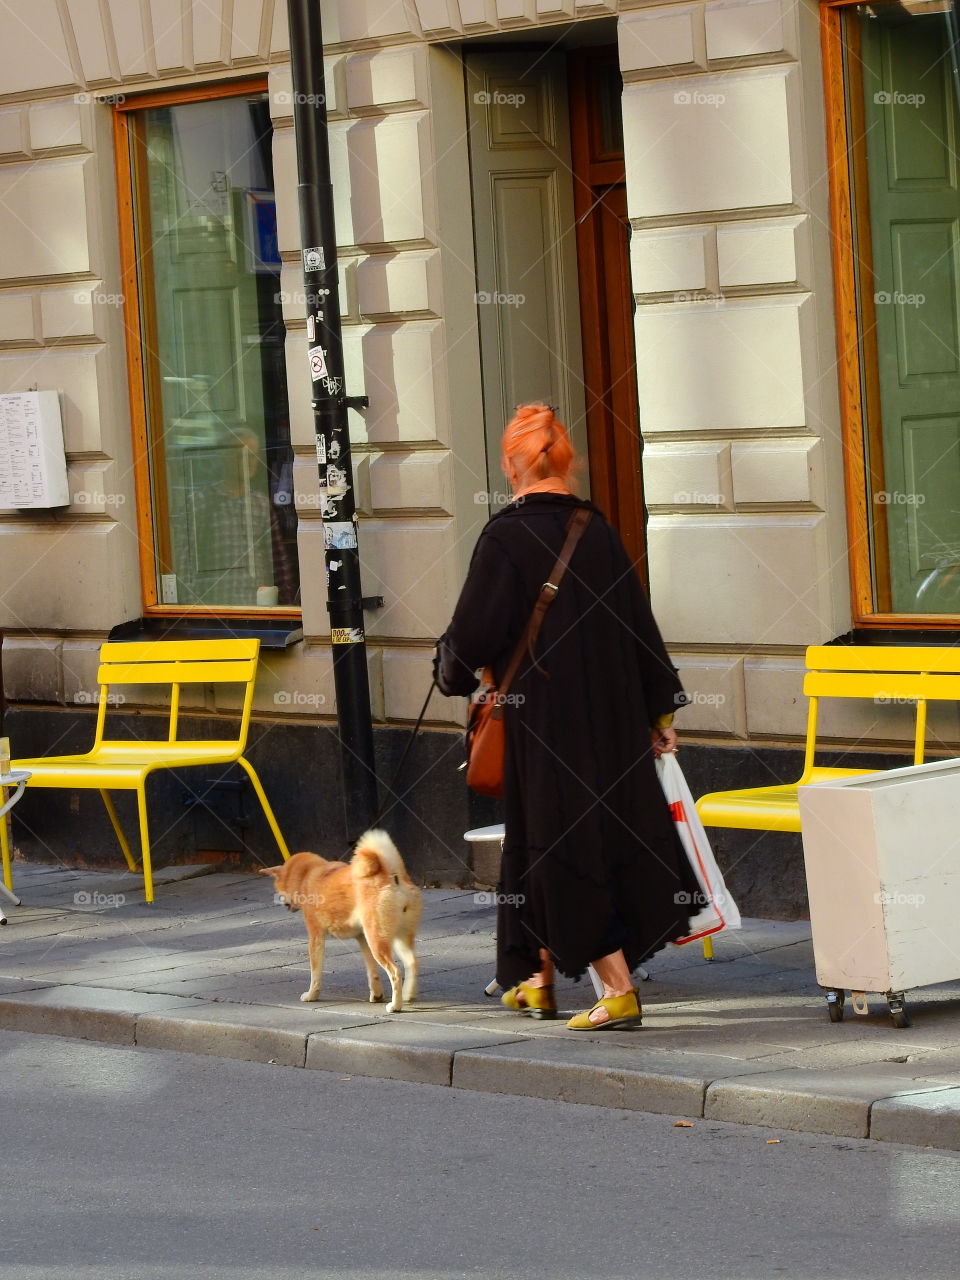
498 507 592 699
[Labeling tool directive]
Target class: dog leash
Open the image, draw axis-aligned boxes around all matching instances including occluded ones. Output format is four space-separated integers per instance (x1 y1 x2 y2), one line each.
345 678 437 849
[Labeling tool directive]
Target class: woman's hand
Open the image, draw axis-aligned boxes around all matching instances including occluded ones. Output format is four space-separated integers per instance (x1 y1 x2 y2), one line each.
650 726 678 758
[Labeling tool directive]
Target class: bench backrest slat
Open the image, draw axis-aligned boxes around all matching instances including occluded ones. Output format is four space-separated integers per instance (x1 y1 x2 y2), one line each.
96 659 257 687
805 645 960 674
803 670 960 701
99 639 259 664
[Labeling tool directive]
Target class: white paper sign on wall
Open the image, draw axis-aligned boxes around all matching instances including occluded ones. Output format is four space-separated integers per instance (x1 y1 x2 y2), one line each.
0 391 69 509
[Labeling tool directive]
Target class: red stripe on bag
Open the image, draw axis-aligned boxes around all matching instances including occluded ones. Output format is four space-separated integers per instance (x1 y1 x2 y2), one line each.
657 754 735 946
673 808 727 945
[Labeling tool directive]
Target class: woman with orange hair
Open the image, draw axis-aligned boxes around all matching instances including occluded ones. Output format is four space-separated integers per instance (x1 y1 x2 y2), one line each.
434 404 699 1029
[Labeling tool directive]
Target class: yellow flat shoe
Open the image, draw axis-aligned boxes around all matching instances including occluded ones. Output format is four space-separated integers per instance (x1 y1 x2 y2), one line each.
501 981 557 1020
567 988 642 1031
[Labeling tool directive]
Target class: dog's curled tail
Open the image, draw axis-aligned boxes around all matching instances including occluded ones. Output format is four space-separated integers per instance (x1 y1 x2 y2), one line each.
351 827 406 881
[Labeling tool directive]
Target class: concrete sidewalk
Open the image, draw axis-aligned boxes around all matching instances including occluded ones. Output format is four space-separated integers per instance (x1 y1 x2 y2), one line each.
2 861 960 1151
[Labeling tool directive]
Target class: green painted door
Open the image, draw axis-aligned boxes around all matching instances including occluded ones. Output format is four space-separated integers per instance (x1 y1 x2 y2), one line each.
862 13 960 613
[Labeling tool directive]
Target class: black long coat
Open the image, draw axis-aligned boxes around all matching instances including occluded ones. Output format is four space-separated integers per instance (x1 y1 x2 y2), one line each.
435 493 700 988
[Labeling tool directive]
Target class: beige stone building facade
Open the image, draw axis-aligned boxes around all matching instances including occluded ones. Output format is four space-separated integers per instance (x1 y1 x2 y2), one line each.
1 0 958 878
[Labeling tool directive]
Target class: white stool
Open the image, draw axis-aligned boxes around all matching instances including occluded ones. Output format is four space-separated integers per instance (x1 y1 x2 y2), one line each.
464 824 506 845
464 823 650 994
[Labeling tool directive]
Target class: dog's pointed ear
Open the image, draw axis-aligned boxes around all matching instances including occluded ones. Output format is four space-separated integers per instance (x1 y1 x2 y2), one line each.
258 865 283 877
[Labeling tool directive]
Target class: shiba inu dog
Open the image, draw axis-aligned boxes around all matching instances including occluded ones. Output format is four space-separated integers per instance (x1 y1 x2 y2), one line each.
259 828 421 1013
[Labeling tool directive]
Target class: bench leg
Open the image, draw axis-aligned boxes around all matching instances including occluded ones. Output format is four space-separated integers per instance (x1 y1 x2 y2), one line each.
136 786 155 904
237 757 291 861
702 935 715 961
0 806 13 894
100 790 138 873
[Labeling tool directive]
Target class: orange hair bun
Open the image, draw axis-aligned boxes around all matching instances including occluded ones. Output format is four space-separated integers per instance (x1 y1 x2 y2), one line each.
501 402 576 486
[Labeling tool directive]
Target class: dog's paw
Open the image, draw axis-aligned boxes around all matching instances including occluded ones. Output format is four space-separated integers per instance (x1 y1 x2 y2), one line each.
385 1000 401 1014
369 992 385 1003
300 991 319 1003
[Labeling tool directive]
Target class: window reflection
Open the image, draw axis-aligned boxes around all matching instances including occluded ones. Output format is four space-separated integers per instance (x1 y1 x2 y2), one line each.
134 93 299 608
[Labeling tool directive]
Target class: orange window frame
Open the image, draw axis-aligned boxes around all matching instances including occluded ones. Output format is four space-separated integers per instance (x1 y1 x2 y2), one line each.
113 78 301 619
820 0 960 629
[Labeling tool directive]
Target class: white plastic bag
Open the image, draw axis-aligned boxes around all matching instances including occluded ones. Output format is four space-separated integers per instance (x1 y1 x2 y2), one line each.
657 751 741 944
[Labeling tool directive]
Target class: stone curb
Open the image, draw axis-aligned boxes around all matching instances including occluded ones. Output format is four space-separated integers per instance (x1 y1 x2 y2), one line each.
304 1024 524 1086
136 1003 381 1069
451 1039 778 1115
704 1069 960 1139
2 988 960 1150
0 986 202 1046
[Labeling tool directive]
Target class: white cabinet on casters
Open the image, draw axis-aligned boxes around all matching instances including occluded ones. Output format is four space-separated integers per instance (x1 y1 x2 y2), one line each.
798 758 960 1028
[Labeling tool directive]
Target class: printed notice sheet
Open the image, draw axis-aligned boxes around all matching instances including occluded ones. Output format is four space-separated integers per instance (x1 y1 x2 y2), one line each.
0 391 69 508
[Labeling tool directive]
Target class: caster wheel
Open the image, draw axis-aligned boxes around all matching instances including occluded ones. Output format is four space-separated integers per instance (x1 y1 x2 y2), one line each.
826 990 844 1023
888 994 911 1028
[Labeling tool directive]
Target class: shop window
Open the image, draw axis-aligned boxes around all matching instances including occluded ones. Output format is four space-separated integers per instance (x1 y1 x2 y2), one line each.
116 83 299 613
827 0 960 623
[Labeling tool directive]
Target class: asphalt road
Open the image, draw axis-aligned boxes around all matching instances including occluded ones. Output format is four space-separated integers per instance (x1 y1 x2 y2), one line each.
0 1031 958 1280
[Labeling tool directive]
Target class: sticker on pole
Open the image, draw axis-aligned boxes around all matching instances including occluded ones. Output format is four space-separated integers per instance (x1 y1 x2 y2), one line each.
309 345 328 381
304 246 325 271
326 464 348 493
331 627 364 645
315 435 326 465
324 521 357 550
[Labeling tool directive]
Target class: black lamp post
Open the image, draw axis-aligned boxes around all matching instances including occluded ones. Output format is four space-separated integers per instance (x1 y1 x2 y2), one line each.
287 0 378 837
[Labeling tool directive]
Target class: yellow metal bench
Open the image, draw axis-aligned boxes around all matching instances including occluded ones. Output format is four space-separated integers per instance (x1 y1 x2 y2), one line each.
696 644 960 834
0 639 291 903
694 644 960 959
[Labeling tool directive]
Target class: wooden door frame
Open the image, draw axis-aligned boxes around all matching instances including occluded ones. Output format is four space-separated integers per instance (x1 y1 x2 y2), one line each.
568 48 648 585
821 0 960 626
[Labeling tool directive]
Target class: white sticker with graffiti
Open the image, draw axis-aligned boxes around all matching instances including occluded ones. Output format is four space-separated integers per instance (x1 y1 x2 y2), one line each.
308 345 328 380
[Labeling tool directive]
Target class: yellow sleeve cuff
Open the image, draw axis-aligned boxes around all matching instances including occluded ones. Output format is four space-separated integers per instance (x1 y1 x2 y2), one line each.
653 713 675 730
